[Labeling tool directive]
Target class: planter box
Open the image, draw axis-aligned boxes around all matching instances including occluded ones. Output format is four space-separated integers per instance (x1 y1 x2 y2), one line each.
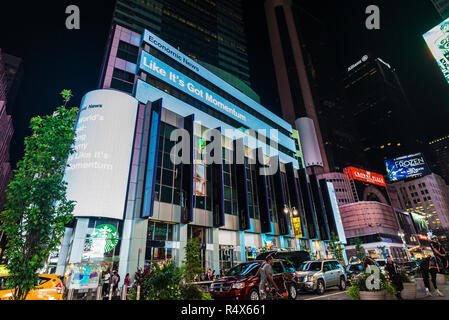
359 290 386 300
385 291 396 300
437 274 446 286
401 282 417 300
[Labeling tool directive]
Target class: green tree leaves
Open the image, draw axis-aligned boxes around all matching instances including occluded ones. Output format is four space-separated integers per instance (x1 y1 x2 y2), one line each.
0 92 78 300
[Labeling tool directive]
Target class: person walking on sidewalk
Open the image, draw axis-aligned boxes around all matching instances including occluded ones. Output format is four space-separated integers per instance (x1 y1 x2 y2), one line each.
385 256 403 300
419 256 444 297
430 236 449 274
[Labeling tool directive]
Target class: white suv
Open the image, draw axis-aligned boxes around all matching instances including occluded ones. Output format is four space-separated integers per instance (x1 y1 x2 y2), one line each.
295 260 347 295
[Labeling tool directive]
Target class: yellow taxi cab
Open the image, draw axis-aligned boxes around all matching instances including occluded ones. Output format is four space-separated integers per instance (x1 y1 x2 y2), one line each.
0 274 64 300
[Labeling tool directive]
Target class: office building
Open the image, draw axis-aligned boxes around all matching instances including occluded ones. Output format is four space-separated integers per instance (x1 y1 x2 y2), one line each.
264 0 330 173
428 134 449 185
393 173 449 235
56 29 345 283
343 54 418 173
431 0 449 18
103 0 253 89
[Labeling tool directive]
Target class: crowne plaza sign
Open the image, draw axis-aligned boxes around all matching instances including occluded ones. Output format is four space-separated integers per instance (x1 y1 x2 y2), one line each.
344 167 386 187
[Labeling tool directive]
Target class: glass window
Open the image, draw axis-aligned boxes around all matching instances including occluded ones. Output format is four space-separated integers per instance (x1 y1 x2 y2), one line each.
282 261 296 273
160 186 173 203
323 262 332 272
272 262 285 274
225 263 260 276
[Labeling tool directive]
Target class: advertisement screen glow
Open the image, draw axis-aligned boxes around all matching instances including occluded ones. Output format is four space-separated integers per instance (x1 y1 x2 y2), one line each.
423 17 449 84
344 167 386 187
64 90 138 220
384 153 431 182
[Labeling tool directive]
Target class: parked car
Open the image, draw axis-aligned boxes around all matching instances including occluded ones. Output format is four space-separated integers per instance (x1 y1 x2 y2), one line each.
345 263 364 285
255 251 311 270
295 260 347 295
209 259 298 300
0 274 64 300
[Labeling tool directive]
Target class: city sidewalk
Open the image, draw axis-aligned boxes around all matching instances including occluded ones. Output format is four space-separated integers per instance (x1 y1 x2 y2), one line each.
416 283 449 300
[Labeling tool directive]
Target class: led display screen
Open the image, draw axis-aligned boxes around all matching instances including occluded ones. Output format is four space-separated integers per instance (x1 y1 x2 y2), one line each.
64 90 138 220
384 153 431 182
423 17 449 84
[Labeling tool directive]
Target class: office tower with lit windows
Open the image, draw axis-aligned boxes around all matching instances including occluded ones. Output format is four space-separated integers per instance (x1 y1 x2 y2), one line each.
342 54 418 173
428 135 449 185
101 0 253 94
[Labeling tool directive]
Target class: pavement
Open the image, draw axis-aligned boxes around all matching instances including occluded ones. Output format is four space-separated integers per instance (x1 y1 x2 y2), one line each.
296 283 449 300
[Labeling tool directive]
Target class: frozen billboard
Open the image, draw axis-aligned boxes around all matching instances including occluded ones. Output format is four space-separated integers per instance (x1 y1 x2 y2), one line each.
384 153 431 182
423 17 449 84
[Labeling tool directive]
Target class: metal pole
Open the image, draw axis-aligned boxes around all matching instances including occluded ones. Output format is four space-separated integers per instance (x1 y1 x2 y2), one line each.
67 288 74 300
96 285 102 300
121 285 128 300
108 284 113 300
136 285 141 300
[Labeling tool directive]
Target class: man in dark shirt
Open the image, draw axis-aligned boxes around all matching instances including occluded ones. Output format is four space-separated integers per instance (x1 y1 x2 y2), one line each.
385 256 403 300
430 236 449 273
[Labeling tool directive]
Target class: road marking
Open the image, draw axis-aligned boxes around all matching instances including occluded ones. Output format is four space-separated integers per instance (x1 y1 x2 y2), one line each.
303 291 348 300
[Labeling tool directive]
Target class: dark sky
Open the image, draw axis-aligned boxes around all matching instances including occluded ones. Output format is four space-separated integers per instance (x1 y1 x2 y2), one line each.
1 0 448 167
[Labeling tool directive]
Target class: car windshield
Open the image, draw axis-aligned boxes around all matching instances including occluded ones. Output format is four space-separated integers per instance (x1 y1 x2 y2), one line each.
349 264 363 272
225 263 260 276
298 262 321 272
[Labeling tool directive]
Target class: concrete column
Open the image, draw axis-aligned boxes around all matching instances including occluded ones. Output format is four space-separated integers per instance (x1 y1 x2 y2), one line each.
56 227 73 275
126 218 148 280
118 218 134 285
212 228 220 273
239 231 246 264
177 223 188 267
68 218 89 264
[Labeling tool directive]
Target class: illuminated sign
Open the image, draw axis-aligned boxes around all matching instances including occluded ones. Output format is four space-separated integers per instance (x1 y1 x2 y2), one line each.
139 51 247 122
141 29 292 133
292 217 303 238
418 234 430 241
423 17 449 84
65 90 138 220
344 167 386 187
69 264 101 290
348 55 369 71
90 224 120 253
384 153 431 182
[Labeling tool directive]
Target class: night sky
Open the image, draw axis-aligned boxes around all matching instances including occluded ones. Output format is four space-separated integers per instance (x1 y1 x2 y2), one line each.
1 0 448 167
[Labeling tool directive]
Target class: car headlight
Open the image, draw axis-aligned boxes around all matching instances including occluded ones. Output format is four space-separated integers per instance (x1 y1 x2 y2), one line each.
306 275 315 282
232 282 245 290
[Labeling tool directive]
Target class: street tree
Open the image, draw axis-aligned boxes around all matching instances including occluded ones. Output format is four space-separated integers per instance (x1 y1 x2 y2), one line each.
354 238 366 261
0 90 78 300
328 232 345 264
183 238 203 282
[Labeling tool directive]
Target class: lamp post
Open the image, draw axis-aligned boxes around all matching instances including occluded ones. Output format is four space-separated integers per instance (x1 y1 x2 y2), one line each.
398 231 411 262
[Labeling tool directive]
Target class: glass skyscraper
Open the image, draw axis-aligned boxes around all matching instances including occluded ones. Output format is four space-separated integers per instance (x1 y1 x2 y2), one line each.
104 0 252 90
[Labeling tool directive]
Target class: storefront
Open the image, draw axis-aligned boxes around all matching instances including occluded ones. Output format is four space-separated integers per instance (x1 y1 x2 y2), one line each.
145 221 179 267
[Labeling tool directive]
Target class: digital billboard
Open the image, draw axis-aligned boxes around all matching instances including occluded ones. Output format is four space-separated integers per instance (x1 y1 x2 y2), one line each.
423 17 449 84
384 153 431 182
344 167 386 187
64 89 139 220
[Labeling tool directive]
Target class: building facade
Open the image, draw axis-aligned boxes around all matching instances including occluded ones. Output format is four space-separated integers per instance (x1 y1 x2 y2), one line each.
264 0 329 173
393 173 449 234
56 29 344 283
105 0 252 88
428 135 449 185
342 54 418 173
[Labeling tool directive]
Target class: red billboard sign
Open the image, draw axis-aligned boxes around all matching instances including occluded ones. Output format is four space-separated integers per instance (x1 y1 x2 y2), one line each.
418 234 430 241
344 167 386 187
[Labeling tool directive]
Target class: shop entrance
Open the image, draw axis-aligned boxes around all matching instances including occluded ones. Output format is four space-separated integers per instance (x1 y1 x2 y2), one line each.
219 245 235 272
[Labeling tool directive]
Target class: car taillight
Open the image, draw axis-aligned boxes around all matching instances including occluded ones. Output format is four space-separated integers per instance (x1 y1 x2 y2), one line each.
55 282 64 294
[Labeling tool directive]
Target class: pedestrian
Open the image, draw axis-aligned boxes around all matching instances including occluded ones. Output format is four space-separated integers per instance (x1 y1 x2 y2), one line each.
211 270 216 280
103 270 111 298
134 268 142 287
385 256 404 300
259 255 279 300
207 268 212 281
111 270 120 296
220 269 225 278
420 256 444 297
430 236 449 274
124 273 131 287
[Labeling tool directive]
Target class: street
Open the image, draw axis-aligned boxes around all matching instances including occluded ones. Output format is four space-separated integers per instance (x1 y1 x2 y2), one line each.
295 283 449 300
